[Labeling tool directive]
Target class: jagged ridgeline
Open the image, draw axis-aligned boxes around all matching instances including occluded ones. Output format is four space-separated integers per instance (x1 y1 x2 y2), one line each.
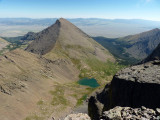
0 18 122 120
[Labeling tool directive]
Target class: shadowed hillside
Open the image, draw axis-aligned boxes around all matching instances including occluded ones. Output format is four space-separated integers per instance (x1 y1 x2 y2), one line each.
94 28 160 65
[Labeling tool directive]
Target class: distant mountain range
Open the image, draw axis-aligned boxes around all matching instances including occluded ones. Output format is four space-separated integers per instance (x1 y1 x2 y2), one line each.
0 18 160 37
94 28 160 65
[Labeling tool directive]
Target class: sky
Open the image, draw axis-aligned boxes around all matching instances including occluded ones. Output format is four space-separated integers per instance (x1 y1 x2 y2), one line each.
0 0 160 21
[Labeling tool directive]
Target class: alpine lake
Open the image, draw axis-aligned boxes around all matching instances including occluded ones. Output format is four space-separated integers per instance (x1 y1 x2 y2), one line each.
78 78 100 88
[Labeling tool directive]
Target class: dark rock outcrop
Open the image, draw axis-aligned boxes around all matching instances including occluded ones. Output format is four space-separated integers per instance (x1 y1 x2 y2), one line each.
21 32 37 42
25 20 60 55
88 60 160 120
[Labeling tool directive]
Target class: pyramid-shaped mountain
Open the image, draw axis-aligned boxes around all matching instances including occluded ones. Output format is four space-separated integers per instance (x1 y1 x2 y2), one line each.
26 18 114 62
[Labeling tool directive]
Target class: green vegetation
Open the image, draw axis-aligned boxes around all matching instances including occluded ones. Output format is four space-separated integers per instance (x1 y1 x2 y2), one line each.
3 36 23 43
49 86 68 106
0 37 30 56
76 94 87 106
37 100 44 105
25 114 44 120
70 58 81 69
86 59 122 76
93 37 140 65
78 78 100 88
0 43 23 56
79 59 125 85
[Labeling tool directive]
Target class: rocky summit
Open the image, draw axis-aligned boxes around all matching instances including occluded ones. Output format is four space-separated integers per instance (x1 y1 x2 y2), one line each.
88 59 160 120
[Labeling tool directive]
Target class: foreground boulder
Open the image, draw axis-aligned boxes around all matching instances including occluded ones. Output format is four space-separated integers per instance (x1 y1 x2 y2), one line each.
88 60 160 120
64 113 91 120
101 106 160 120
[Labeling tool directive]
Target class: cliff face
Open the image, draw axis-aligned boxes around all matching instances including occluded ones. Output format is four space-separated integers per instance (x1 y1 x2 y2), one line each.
88 60 160 120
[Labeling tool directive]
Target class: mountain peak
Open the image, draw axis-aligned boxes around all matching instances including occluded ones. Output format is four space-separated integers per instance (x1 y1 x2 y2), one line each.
26 18 114 62
55 18 70 25
59 18 67 22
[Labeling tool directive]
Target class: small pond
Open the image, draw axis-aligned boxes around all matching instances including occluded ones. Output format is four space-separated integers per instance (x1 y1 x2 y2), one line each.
78 78 100 88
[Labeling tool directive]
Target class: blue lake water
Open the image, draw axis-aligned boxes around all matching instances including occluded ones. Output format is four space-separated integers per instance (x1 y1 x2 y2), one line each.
78 78 100 88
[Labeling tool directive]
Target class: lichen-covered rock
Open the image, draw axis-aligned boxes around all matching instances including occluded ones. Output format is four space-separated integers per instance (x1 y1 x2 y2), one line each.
101 106 160 120
64 113 91 120
88 60 160 120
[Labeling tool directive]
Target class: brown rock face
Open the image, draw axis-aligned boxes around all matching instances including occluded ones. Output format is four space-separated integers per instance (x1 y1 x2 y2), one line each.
88 60 160 120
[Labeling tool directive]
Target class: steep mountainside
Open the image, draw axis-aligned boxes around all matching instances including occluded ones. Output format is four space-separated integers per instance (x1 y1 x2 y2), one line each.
0 18 116 120
94 28 160 64
93 37 139 65
0 49 80 120
122 28 160 59
0 37 9 50
143 43 160 63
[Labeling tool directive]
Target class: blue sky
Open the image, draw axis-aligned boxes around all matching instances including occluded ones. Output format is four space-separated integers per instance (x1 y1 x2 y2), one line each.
0 0 160 21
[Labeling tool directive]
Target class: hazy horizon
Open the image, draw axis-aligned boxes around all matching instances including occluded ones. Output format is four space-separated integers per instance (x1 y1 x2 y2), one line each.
0 0 160 21
0 17 160 22
0 18 159 38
